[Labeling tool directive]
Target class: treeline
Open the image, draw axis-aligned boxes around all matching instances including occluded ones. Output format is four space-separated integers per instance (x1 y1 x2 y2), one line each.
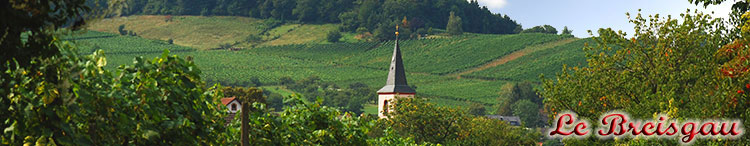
280 76 376 115
109 0 521 35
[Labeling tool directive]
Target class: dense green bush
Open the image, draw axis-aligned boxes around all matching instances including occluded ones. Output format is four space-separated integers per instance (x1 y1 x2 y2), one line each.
1 43 228 145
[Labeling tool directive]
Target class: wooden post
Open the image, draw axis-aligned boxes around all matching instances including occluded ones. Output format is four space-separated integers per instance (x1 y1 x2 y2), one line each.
240 88 264 146
240 99 249 146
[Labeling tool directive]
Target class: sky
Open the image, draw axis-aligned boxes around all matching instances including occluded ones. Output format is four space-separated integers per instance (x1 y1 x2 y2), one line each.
473 0 733 37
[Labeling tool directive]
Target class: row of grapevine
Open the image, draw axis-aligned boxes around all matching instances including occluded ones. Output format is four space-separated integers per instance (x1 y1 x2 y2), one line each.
338 33 569 74
70 31 581 109
248 42 379 62
68 31 195 54
463 39 591 81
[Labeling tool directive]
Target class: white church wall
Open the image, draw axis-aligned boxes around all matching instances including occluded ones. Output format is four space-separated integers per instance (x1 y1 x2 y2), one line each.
377 94 415 118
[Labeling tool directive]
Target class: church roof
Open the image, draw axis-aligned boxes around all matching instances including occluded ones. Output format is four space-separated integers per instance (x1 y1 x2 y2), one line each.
378 34 416 94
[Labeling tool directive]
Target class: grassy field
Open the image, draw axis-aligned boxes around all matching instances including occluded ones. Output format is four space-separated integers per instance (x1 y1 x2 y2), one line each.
71 23 587 113
88 15 345 50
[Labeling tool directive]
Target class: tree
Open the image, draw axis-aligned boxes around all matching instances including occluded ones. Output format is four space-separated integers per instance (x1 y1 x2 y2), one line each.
468 103 486 116
2 49 230 145
561 26 572 35
224 95 376 145
521 25 557 34
219 43 232 49
266 93 284 110
373 22 395 41
495 82 542 116
446 11 463 35
279 76 295 85
383 97 538 145
511 99 540 127
326 30 342 43
541 8 750 145
293 0 319 22
383 97 471 144
0 0 89 70
118 24 128 35
543 25 558 34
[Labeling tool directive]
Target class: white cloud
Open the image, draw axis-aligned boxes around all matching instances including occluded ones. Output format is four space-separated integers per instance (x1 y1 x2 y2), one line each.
472 0 508 10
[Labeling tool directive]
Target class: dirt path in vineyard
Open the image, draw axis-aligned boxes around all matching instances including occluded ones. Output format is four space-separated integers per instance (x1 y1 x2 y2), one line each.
452 38 579 79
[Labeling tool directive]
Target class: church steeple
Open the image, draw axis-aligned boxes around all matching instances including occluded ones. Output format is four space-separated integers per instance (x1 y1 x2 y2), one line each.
377 25 415 94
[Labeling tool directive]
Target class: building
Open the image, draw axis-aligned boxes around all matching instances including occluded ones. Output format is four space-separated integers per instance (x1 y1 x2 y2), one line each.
485 115 522 126
220 97 242 125
221 97 242 113
377 28 416 118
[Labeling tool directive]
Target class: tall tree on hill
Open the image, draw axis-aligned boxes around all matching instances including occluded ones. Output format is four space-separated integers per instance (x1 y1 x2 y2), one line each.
561 26 573 35
271 0 295 21
543 25 558 34
293 0 320 22
447 11 463 35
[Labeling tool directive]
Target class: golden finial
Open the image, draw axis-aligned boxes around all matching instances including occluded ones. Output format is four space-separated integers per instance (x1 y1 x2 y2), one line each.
395 25 400 36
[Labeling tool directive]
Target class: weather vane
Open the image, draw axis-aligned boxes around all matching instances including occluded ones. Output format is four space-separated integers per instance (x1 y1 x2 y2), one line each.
395 25 400 36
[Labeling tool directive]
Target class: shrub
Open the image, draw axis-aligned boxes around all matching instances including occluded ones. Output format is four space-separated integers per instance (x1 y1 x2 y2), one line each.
326 30 342 43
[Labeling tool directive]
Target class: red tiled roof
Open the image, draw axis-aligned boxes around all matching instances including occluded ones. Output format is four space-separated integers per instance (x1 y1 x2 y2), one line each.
221 97 237 105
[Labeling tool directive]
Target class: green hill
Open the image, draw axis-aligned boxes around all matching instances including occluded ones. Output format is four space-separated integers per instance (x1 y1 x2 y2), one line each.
88 15 342 49
75 16 590 113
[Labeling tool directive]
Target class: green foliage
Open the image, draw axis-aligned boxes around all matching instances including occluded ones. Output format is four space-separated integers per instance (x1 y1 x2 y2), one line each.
561 26 572 35
382 97 538 145
326 30 342 43
521 25 558 34
541 9 750 144
494 82 544 127
224 95 376 145
446 11 463 36
284 76 374 114
383 97 471 144
265 93 284 110
118 25 127 35
104 0 520 34
0 0 89 70
219 43 233 49
511 99 541 127
467 103 486 116
223 86 266 104
453 118 540 145
1 43 228 145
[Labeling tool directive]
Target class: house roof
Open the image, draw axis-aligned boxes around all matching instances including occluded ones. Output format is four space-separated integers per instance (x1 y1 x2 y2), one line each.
220 97 238 106
377 33 416 93
485 115 521 126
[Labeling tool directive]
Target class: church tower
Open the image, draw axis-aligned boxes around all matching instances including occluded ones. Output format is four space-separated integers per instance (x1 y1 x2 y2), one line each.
377 26 416 118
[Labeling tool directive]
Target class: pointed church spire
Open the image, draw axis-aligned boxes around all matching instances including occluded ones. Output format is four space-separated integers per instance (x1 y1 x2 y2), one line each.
377 25 416 94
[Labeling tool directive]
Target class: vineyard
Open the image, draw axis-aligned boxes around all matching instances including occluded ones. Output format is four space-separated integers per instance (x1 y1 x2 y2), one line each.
70 30 586 113
88 15 347 49
337 33 570 74
463 39 591 81
66 31 195 54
